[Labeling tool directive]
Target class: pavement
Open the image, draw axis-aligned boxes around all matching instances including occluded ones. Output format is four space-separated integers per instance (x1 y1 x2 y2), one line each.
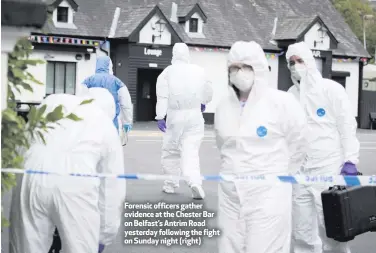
1 123 376 253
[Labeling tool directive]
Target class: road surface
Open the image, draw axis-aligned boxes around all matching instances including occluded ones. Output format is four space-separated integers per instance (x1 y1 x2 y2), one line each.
2 124 376 252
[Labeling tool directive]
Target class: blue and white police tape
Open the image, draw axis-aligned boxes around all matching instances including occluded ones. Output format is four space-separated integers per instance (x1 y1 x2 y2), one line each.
2 168 376 186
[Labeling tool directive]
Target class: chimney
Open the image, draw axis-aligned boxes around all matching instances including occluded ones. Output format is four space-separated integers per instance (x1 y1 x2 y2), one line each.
170 2 178 23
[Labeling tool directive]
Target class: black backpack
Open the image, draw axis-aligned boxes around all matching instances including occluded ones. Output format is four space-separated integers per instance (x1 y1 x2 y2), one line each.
48 228 61 253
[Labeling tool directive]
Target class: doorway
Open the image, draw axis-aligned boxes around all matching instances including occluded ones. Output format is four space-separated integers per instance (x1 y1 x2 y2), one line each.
331 71 350 89
331 76 346 88
137 68 163 121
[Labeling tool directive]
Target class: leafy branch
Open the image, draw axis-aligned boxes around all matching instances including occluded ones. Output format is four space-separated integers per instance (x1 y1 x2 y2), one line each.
1 37 88 228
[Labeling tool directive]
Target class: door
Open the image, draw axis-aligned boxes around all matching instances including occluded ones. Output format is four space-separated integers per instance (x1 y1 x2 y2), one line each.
331 76 346 88
136 68 163 121
359 79 376 129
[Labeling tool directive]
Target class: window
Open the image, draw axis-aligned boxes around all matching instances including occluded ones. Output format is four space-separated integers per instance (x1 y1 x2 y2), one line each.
189 18 198 33
46 62 76 95
57 7 69 23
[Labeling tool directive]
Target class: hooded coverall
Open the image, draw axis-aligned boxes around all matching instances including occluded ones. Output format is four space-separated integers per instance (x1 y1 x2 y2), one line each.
79 56 133 130
155 43 213 196
215 41 307 253
9 88 126 253
286 42 360 253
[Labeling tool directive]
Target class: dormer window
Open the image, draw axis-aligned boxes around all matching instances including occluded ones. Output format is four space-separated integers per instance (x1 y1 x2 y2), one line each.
189 18 198 33
57 7 68 23
49 0 78 29
176 3 207 38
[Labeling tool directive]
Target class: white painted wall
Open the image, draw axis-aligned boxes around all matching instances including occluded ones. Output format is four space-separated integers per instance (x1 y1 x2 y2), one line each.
139 14 172 45
304 22 331 50
332 61 360 117
52 0 77 29
1 26 32 111
14 49 107 102
189 49 279 113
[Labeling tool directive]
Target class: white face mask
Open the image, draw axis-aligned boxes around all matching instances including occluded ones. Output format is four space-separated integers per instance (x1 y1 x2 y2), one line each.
290 64 306 81
229 69 255 92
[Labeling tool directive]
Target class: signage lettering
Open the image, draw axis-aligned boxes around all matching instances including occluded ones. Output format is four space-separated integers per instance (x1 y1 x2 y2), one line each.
312 50 321 58
144 48 162 57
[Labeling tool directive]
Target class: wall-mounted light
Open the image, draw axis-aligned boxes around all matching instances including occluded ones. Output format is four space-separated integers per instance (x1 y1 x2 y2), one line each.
87 48 94 53
318 26 328 40
152 19 167 43
75 54 83 60
44 54 55 60
314 25 328 48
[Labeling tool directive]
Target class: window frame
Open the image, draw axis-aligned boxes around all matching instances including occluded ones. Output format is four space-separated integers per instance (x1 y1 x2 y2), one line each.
46 61 77 95
57 6 69 23
189 18 199 33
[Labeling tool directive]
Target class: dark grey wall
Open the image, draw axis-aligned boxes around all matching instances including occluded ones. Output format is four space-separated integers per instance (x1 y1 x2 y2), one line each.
113 43 173 122
359 90 376 129
112 42 130 85
321 51 333 78
359 62 376 129
278 51 294 91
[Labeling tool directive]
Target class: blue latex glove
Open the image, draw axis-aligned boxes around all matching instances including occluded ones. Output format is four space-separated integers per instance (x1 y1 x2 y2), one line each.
123 124 132 133
201 104 206 112
98 244 105 253
340 162 358 175
157 119 166 132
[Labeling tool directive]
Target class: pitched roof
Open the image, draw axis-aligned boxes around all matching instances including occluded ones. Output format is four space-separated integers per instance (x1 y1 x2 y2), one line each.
274 15 338 44
37 0 370 57
48 0 78 11
274 16 317 41
176 4 194 17
2 0 47 28
115 5 156 38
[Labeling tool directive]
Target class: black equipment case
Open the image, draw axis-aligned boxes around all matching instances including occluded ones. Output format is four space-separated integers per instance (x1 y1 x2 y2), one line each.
321 185 376 242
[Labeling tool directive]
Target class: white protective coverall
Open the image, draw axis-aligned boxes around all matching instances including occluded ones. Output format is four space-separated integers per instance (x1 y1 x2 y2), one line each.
215 41 307 253
286 42 360 253
9 88 125 253
155 43 213 198
76 56 134 132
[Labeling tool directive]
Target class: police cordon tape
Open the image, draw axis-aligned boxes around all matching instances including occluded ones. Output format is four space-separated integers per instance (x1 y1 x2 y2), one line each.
2 168 376 186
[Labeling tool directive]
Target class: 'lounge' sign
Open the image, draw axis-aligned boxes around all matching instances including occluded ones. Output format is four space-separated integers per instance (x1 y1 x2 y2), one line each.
144 48 162 57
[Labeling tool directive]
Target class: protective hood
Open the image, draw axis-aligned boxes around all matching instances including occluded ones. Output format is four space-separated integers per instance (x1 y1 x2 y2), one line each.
227 41 269 91
41 94 81 117
95 56 113 74
286 42 322 90
84 87 116 120
171 43 190 64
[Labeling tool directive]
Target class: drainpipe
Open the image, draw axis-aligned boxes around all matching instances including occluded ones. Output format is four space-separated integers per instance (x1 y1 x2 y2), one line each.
99 7 121 56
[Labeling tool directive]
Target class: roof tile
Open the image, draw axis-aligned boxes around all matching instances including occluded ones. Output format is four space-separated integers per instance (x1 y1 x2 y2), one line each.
38 0 370 57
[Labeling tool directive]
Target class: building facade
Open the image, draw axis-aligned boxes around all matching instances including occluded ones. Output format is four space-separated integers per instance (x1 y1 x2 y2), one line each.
19 0 374 128
20 34 109 103
1 0 47 112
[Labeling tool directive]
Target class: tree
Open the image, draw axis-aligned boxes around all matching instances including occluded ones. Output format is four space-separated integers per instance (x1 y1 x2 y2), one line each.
1 38 88 227
332 0 376 60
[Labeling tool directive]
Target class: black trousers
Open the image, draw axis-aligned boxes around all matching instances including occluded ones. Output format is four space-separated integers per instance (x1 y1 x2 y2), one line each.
48 228 61 253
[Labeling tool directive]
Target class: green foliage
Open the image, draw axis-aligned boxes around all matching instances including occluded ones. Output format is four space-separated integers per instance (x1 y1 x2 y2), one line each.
332 0 376 60
1 38 86 228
